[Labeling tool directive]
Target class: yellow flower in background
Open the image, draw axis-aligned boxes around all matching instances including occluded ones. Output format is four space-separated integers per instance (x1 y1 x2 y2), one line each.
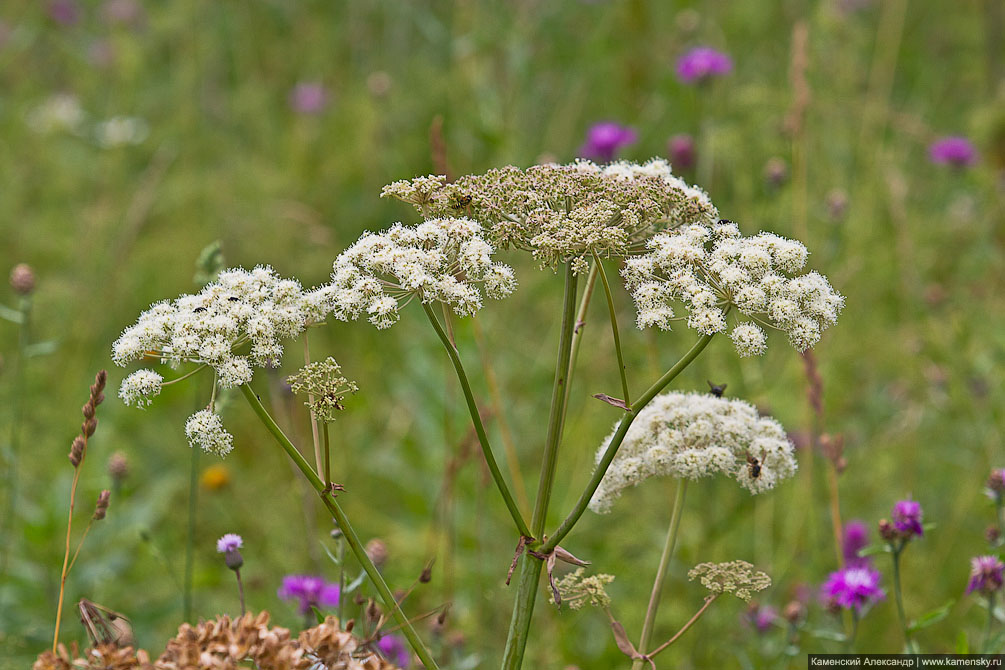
200 464 230 491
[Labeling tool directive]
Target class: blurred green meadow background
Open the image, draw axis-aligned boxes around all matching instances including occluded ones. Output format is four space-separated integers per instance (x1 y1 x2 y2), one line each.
1 0 1003 667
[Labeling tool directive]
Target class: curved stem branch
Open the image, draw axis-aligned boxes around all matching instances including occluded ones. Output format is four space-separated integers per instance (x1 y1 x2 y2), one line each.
239 384 439 669
592 251 631 408
542 333 714 554
647 594 718 659
421 302 532 539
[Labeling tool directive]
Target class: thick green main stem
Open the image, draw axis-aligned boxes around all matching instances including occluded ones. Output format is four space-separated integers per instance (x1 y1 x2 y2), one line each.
542 333 714 554
502 265 579 670
239 384 439 670
422 302 532 539
530 265 579 536
632 479 688 670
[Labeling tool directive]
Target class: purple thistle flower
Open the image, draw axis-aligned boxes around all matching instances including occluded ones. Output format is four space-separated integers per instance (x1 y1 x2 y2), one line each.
928 136 978 168
745 603 778 634
289 82 329 115
820 566 885 612
667 134 696 170
676 46 733 84
377 634 410 667
842 520 871 568
216 533 243 553
891 500 923 539
966 556 1004 596
48 0 81 25
579 122 637 163
278 574 341 614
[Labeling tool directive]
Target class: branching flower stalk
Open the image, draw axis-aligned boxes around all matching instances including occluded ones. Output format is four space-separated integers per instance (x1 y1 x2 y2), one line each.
239 384 439 669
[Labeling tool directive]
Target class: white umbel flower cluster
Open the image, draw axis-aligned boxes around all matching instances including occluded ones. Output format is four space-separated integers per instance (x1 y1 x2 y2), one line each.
329 218 516 328
589 391 797 513
118 369 163 408
623 220 843 354
112 266 330 387
381 159 719 275
185 409 234 457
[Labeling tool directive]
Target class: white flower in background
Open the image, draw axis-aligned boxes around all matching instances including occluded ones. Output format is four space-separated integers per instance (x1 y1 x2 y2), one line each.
118 369 163 408
95 116 149 148
329 218 516 328
185 409 233 458
688 560 772 602
623 220 843 354
26 93 85 135
112 265 330 388
381 158 719 273
589 391 797 513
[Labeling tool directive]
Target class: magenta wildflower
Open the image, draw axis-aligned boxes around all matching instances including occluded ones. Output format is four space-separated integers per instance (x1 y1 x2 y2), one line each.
842 520 871 568
377 634 410 667
891 500 923 539
745 603 778 634
48 0 81 25
289 82 329 115
278 575 340 614
821 566 885 612
966 556 1004 596
676 47 732 84
579 122 637 163
667 134 696 170
929 136 978 168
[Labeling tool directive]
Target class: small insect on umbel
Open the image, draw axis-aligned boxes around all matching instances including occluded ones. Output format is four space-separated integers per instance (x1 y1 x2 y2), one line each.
707 381 727 397
78 599 134 647
745 450 766 480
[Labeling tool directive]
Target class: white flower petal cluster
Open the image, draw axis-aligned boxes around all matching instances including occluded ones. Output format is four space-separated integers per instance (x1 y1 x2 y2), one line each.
589 391 797 513
381 159 719 273
118 369 163 408
623 221 843 353
185 409 234 458
329 218 516 328
112 266 330 388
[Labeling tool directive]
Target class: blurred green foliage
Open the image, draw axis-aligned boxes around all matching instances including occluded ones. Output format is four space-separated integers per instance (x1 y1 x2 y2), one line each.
0 0 1003 668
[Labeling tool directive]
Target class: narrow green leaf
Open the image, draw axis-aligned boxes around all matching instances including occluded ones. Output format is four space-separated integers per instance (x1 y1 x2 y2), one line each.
310 605 325 625
807 628 847 642
955 630 969 654
0 304 24 324
907 600 954 632
859 543 893 556
24 340 58 358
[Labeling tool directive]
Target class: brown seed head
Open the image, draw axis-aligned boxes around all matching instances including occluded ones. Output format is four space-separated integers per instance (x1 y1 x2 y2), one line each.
365 599 380 623
69 435 86 467
93 490 111 520
365 538 388 569
878 518 896 542
783 600 806 624
10 263 35 295
82 402 95 420
986 525 1001 545
82 417 97 438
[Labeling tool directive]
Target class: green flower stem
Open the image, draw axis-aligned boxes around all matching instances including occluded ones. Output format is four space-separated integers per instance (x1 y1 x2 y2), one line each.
183 422 200 622
983 592 996 653
541 333 714 555
562 261 600 416
239 384 439 670
422 302 532 539
631 479 688 670
847 609 859 653
501 265 579 670
592 251 631 408
890 545 918 652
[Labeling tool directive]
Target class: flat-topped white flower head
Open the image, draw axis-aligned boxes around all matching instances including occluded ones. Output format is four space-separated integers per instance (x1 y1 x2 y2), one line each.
329 218 515 328
381 158 719 274
589 391 797 513
623 220 843 354
112 265 329 390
